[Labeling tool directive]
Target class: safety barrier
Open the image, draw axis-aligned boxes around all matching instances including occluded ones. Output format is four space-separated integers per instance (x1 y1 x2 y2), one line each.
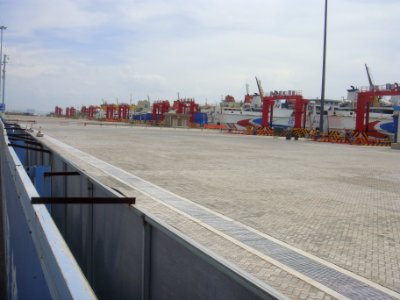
203 124 227 130
257 127 274 136
291 128 309 138
232 125 391 147
243 126 274 136
312 130 391 146
1 120 283 300
0 121 96 299
350 131 368 145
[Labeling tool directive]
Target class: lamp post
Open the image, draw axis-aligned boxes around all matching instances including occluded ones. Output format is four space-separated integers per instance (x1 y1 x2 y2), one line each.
2 54 9 107
319 0 328 133
0 26 7 107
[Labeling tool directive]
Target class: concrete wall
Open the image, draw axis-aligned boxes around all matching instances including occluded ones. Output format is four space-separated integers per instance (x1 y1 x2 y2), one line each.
1 120 282 300
0 121 96 300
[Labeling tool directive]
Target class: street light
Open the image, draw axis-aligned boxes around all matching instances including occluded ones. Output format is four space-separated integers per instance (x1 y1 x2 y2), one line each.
319 0 328 133
0 26 7 107
2 54 9 107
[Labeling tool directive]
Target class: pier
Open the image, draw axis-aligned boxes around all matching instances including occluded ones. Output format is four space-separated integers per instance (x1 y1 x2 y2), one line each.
2 115 400 299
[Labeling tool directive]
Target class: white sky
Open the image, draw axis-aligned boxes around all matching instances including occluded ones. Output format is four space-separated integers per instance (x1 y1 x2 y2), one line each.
0 0 399 112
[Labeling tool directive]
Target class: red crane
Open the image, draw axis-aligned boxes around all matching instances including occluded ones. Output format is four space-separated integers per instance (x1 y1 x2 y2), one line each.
172 99 199 123
152 100 170 122
69 107 76 118
256 77 308 129
262 93 308 129
88 105 97 119
355 84 400 133
118 104 130 120
54 106 63 117
106 105 115 120
64 107 76 118
81 106 87 117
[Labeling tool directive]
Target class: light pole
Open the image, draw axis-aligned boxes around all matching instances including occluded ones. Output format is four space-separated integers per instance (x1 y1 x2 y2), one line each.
319 0 328 133
0 26 7 109
2 54 9 107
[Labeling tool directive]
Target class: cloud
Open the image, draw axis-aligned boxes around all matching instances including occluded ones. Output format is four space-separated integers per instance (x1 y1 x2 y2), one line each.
5 0 108 37
1 0 399 112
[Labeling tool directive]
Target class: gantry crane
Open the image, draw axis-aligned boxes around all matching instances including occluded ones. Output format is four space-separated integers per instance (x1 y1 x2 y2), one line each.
355 84 400 133
255 77 308 129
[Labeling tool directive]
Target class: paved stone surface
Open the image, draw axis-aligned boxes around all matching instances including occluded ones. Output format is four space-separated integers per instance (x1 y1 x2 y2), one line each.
39 131 398 299
10 116 400 299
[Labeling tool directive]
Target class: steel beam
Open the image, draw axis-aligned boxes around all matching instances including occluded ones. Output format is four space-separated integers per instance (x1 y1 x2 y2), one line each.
31 197 136 204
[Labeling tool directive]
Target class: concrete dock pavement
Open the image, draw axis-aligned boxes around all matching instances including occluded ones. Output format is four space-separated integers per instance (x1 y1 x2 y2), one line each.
9 116 400 299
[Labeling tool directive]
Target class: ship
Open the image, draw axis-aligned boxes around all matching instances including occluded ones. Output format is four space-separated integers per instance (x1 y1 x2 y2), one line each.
214 94 294 130
327 85 397 139
214 91 343 131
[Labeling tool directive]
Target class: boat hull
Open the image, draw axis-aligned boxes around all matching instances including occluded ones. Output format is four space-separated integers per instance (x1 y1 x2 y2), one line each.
215 109 293 130
328 113 395 139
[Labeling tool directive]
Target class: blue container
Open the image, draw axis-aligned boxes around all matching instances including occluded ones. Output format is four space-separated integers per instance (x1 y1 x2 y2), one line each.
193 112 208 125
133 113 153 121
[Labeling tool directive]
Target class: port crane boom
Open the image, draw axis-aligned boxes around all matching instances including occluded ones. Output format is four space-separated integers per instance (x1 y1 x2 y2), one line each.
365 64 380 106
255 77 265 99
365 64 374 88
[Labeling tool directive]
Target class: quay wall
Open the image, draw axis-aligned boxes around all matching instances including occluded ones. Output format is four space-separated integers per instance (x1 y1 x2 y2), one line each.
0 119 282 300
